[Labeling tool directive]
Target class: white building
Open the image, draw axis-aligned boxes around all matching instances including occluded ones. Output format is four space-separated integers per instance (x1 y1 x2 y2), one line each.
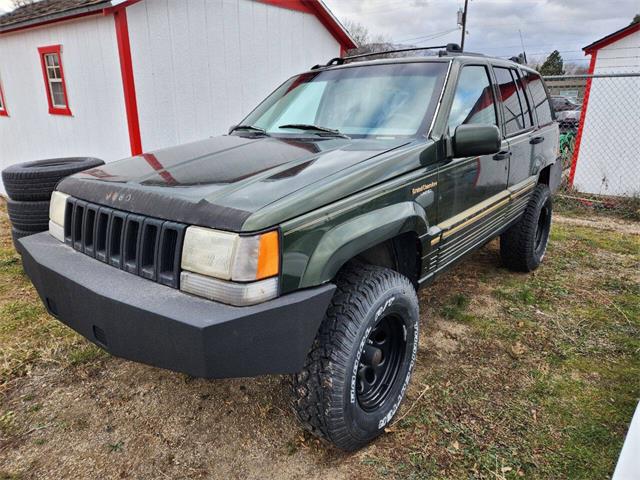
0 0 355 194
570 22 640 197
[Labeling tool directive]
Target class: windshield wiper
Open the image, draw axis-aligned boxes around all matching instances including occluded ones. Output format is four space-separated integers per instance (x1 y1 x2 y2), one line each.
278 124 349 138
229 125 269 136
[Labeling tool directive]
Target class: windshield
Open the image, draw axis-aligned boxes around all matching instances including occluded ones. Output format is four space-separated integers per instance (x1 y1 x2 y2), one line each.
239 62 448 139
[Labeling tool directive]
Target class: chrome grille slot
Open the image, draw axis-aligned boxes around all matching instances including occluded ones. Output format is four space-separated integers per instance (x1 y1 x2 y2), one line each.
62 199 186 288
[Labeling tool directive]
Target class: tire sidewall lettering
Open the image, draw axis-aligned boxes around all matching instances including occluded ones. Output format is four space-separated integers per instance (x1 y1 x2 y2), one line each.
346 289 419 439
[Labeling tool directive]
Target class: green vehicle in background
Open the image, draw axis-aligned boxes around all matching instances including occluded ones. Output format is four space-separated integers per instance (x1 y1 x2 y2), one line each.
20 44 560 451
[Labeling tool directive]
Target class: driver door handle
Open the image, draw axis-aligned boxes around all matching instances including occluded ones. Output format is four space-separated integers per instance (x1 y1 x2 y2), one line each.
530 136 545 145
493 151 512 161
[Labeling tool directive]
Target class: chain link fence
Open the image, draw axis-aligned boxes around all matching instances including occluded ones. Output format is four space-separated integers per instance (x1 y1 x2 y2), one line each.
543 73 640 204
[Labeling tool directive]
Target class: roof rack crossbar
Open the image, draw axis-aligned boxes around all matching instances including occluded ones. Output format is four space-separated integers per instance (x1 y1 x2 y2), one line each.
325 43 462 66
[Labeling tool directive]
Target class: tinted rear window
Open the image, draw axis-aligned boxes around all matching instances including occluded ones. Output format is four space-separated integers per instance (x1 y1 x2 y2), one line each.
514 70 534 129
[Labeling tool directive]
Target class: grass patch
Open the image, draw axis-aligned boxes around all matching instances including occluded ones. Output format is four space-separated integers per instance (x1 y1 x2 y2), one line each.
67 344 108 366
0 202 101 391
555 190 640 222
440 293 473 322
367 222 639 479
0 201 637 479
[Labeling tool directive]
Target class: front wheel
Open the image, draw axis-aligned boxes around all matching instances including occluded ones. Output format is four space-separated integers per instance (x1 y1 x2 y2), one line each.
291 263 420 451
500 184 552 272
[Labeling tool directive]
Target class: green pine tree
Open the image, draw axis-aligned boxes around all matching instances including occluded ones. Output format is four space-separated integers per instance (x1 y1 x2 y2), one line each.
539 50 565 76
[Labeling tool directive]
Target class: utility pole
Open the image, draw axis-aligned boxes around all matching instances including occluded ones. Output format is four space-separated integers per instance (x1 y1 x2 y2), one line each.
460 0 469 51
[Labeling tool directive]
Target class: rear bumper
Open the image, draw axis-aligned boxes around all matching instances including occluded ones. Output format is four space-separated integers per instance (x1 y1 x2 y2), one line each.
19 233 335 378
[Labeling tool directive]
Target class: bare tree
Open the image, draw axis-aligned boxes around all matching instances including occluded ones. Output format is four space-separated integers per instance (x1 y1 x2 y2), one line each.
343 20 393 56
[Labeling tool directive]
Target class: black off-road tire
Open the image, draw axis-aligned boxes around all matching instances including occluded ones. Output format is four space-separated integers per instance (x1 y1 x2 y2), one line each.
291 263 420 451
11 227 33 254
2 157 104 201
7 199 50 232
500 184 552 272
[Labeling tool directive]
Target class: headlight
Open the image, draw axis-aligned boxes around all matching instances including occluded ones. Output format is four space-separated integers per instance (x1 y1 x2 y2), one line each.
180 226 280 305
49 191 69 242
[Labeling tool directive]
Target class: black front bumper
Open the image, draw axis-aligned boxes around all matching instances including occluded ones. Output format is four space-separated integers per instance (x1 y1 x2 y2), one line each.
19 233 335 379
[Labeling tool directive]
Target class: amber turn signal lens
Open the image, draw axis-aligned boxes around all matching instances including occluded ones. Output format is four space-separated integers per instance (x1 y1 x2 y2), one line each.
256 230 279 279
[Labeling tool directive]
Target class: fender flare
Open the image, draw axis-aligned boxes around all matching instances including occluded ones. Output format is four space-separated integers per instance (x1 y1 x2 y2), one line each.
299 201 428 288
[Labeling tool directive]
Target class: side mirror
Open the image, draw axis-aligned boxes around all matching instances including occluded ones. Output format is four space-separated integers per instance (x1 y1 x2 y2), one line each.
452 124 501 158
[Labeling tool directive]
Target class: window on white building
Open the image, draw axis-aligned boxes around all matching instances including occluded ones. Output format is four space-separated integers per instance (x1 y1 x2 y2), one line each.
38 45 71 115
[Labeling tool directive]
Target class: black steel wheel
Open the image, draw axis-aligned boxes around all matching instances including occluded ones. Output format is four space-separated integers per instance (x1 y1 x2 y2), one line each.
291 263 420 451
356 314 406 412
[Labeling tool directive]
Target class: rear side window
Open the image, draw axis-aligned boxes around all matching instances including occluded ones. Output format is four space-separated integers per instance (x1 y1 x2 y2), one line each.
523 71 553 126
447 65 497 133
513 70 533 128
493 67 524 135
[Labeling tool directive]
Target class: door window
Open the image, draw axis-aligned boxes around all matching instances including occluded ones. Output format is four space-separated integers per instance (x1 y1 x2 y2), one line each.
447 65 497 133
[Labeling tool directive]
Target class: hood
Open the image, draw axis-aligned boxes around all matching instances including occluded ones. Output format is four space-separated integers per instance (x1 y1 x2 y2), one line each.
59 135 417 231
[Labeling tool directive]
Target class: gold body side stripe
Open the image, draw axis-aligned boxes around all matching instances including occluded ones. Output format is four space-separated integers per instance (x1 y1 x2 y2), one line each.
435 176 537 240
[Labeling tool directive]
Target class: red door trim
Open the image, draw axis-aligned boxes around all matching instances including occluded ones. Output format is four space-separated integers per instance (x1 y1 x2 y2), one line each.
568 51 597 186
114 7 142 156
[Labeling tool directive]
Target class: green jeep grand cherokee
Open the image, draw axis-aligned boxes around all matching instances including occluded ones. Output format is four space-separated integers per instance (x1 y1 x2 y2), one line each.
20 44 560 451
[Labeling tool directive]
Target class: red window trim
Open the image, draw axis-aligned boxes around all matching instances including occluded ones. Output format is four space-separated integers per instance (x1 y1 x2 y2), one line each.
0 78 7 117
38 44 72 116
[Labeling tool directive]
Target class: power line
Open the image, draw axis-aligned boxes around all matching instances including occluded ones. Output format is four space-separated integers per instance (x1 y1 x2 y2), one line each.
395 28 460 44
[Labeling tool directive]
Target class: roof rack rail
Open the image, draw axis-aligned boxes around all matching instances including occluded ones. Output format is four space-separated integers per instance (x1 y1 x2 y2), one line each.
324 43 463 67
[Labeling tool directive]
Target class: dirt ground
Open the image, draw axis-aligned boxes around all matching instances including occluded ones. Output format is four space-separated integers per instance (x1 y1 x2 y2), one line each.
1 201 638 480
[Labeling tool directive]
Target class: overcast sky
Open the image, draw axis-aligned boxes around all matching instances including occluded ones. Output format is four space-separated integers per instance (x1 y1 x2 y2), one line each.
324 0 639 67
0 0 637 67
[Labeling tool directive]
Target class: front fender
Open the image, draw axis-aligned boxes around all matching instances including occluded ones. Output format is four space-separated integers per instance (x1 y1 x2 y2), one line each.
299 201 428 288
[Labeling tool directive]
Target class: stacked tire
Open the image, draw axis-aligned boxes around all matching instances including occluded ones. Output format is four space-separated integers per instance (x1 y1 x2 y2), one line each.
2 157 105 252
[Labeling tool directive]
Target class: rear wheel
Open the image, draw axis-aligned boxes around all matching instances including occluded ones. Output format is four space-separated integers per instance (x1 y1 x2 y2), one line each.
291 263 419 451
500 184 552 272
